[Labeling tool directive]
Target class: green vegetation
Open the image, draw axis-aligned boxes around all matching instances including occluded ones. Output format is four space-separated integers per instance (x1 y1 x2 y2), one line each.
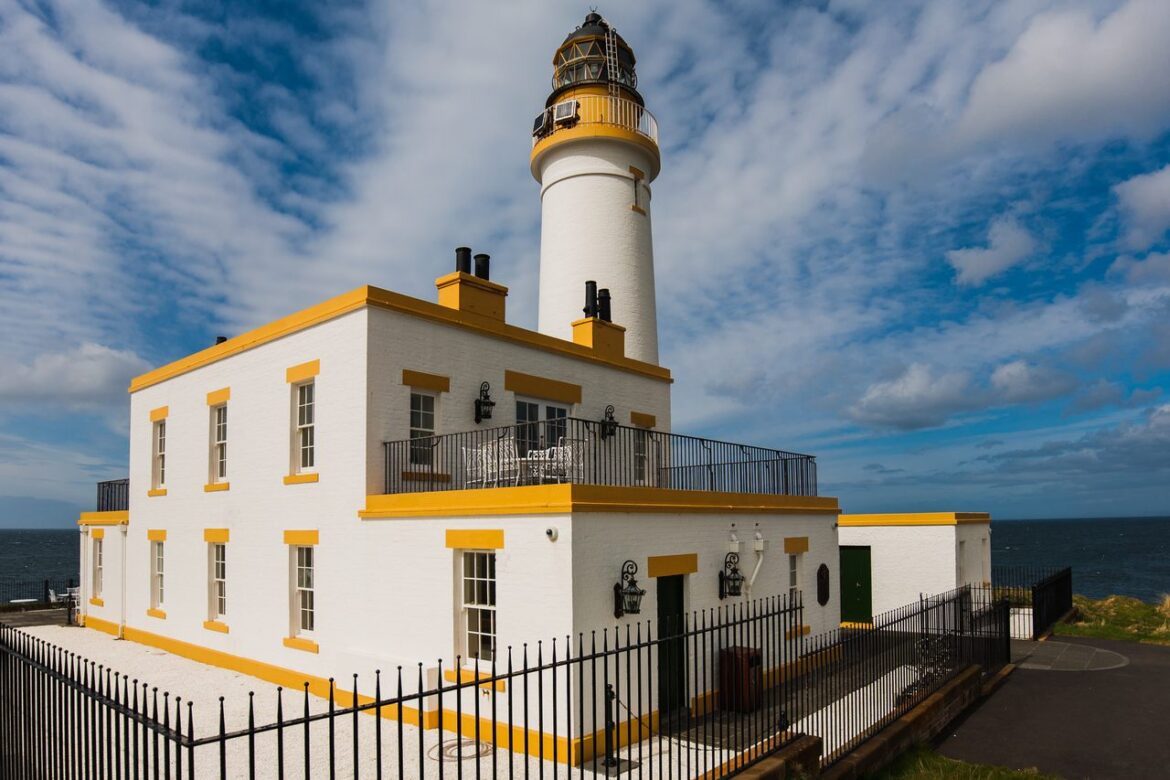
1054 594 1170 644
872 746 1059 779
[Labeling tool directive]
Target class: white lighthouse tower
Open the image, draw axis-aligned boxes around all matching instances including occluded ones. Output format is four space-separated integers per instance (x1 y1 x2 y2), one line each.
531 12 661 365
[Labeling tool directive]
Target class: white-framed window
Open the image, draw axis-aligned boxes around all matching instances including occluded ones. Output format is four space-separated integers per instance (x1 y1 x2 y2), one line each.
294 382 315 473
460 550 496 662
92 538 103 597
515 399 569 456
292 545 315 635
152 420 166 489
409 391 437 466
210 404 228 482
151 541 165 609
209 543 227 619
633 429 649 483
788 553 802 603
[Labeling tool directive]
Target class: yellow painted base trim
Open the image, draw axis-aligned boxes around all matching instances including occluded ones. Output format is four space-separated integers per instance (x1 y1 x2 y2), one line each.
203 620 229 634
89 597 104 607
283 473 319 485
840 621 874 629
838 512 990 527
361 484 841 519
82 615 119 635
147 488 167 498
146 608 167 620
283 636 319 654
443 668 507 692
204 482 230 492
78 511 129 526
785 624 811 640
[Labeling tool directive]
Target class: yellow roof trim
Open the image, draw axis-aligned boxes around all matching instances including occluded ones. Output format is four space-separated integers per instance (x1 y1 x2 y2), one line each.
360 484 840 519
838 512 991 527
129 285 671 393
78 511 129 526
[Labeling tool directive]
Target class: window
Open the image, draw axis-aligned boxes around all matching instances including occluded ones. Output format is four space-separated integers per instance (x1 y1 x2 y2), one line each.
409 392 436 466
630 166 646 214
210 404 227 482
152 420 166 489
515 399 569 456
460 551 496 662
294 382 315 472
92 539 103 597
151 541 165 609
210 543 226 619
293 546 314 635
788 553 802 603
633 429 649 483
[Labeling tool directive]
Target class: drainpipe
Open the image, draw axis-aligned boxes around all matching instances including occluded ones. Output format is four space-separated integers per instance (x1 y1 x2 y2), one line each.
119 524 128 639
79 528 88 625
744 530 767 596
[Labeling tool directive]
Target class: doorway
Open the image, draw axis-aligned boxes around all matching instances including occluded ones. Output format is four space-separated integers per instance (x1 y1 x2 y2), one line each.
839 546 873 623
656 574 687 720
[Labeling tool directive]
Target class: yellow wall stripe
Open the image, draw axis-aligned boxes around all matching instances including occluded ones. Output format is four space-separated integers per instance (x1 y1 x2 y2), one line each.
647 553 698 578
503 370 582 405
283 530 319 546
82 615 117 635
149 406 169 422
203 528 230 543
445 529 505 549
206 387 231 406
401 369 451 393
147 529 167 542
79 511 128 526
784 536 809 554
285 359 320 384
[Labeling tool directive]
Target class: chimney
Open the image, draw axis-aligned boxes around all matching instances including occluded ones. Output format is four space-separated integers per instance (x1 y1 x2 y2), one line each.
436 249 508 322
572 284 625 359
598 288 612 322
215 336 228 345
583 280 598 318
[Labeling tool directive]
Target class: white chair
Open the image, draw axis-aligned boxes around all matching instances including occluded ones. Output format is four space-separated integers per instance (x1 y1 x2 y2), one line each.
544 438 585 483
462 446 485 488
481 437 521 487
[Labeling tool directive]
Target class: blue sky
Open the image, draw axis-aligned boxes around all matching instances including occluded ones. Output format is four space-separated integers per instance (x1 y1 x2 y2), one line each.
1 0 1169 526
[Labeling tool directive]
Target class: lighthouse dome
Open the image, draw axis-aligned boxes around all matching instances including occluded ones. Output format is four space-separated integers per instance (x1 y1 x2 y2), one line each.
547 11 642 107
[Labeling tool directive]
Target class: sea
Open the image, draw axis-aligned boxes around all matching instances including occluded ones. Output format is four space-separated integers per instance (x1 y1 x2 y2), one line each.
1 517 1169 602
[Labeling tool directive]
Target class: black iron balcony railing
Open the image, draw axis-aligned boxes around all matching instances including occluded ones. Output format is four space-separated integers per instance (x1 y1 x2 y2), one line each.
96 478 129 511
384 418 817 496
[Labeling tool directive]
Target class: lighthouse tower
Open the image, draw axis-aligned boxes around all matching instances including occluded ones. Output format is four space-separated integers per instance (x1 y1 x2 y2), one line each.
531 12 661 365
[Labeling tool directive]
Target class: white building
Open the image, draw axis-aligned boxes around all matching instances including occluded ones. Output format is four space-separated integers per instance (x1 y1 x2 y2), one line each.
77 12 841 764
836 513 992 623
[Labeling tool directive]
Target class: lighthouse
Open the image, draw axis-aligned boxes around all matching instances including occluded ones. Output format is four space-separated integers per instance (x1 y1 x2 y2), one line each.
531 12 661 365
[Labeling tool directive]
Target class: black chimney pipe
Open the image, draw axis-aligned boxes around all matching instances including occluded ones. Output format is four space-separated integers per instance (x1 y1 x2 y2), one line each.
583 280 598 318
473 253 491 280
598 288 612 322
215 336 228 345
455 247 472 274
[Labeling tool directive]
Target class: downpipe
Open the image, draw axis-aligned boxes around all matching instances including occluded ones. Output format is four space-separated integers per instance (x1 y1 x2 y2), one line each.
119 524 127 639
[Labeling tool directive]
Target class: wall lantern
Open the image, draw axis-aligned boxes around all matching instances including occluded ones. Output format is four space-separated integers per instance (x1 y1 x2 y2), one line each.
600 404 618 439
613 560 645 618
474 382 495 424
718 552 745 600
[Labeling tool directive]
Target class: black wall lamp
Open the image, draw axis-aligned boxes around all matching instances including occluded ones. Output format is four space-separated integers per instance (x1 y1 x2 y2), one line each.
613 560 645 618
600 404 618 439
718 552 745 600
474 382 495 424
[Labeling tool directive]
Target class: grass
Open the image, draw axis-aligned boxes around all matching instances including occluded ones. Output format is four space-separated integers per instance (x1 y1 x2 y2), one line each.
1054 594 1170 644
872 746 1060 779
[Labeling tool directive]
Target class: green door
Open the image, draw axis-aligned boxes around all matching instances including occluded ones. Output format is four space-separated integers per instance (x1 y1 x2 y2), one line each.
839 546 873 623
656 575 687 720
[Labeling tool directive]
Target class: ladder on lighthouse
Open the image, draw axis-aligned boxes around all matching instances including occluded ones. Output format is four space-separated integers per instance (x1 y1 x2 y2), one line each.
604 21 621 127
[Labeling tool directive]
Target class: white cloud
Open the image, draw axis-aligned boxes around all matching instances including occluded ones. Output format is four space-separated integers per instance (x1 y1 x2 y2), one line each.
946 217 1036 286
989 360 1075 404
0 343 149 410
1114 164 1170 250
849 364 977 430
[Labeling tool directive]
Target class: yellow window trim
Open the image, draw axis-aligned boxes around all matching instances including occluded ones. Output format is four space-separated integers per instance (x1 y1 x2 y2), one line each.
203 528 230 543
401 369 451 393
79 511 127 527
445 529 505 549
630 411 656 428
285 359 320 384
147 529 167 542
784 536 809 554
283 636 319 654
647 553 698 578
91 529 105 540
146 608 167 620
204 482 230 492
838 512 990 527
127 286 671 394
503 370 582 405
283 472 319 485
206 387 231 406
150 406 169 422
283 529 319 546
147 488 167 498
89 597 104 607
203 620 230 634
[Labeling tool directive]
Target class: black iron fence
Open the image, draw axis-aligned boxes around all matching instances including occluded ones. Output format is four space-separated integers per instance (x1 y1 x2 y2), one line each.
385 418 818 497
97 479 129 512
991 566 1074 640
0 578 77 616
1 586 1009 779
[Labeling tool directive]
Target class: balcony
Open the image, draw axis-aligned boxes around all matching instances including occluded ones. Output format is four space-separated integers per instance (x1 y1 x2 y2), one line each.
383 418 817 497
96 479 129 511
532 94 659 147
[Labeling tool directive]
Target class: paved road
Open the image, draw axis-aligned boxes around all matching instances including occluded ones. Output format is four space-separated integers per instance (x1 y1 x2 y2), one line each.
939 635 1170 779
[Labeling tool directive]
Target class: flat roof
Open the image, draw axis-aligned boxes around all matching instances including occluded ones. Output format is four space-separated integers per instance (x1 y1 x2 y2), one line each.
838 512 991 527
130 284 672 393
